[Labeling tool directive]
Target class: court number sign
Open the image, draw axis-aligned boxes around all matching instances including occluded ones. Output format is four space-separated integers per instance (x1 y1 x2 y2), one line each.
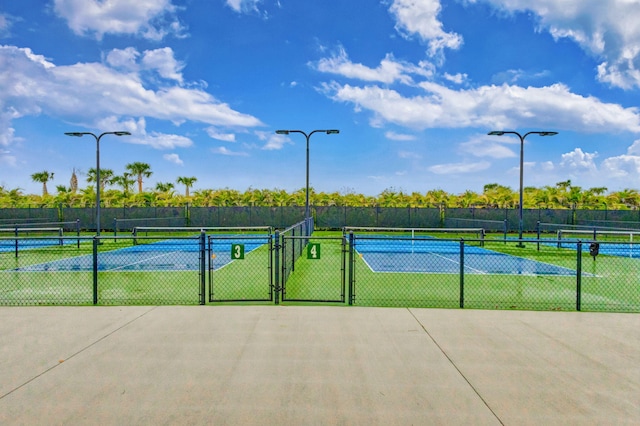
231 244 245 260
307 243 321 259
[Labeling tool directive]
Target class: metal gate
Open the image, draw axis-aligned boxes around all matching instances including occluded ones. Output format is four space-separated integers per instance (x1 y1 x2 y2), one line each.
208 234 273 302
280 235 346 303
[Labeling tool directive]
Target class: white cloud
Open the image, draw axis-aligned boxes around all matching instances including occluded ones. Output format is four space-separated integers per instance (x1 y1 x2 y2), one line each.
212 146 249 156
559 148 598 172
94 116 192 149
388 0 463 56
0 149 17 167
137 132 193 149
601 155 640 179
0 45 263 150
541 161 554 172
105 47 140 71
256 131 292 150
398 150 422 160
428 161 491 174
626 139 640 155
313 47 434 84
225 0 261 13
444 73 467 84
106 47 184 83
459 136 517 159
385 131 416 141
0 13 12 38
163 153 183 165
141 47 184 83
53 0 185 40
206 127 236 142
597 138 640 179
480 0 640 89
321 80 640 133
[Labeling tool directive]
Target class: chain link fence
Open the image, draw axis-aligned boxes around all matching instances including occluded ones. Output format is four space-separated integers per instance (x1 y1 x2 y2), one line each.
1 228 639 312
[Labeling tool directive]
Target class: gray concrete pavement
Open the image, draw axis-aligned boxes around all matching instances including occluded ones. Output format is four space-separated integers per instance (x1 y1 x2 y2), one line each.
0 306 638 425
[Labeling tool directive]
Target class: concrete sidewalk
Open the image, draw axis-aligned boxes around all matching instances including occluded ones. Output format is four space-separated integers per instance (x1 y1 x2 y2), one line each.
0 306 638 425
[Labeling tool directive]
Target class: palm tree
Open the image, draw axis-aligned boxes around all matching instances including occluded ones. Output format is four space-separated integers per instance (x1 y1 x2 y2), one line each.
126 162 153 193
86 167 114 192
112 172 135 195
31 171 54 197
155 182 175 193
70 168 79 193
176 176 197 198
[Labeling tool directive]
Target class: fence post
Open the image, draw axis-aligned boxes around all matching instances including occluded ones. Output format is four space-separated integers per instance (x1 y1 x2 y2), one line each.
199 231 206 305
348 231 354 306
92 236 98 305
459 239 465 309
274 230 280 305
576 241 582 311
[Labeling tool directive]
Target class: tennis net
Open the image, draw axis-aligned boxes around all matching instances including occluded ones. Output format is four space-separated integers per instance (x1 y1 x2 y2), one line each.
131 226 273 250
0 227 66 250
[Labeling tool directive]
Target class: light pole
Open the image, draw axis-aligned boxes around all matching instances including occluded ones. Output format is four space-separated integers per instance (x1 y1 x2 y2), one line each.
275 129 339 221
488 130 558 247
64 131 131 236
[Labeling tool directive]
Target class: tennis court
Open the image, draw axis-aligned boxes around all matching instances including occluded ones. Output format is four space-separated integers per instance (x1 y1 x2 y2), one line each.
355 238 580 276
13 235 268 272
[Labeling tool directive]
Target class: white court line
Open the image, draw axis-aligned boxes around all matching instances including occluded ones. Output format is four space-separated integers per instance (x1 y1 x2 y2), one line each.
358 250 487 274
106 250 185 271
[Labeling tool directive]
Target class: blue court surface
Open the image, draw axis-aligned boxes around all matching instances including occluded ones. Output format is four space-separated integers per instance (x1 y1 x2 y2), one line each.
355 239 579 275
553 240 640 258
14 237 267 272
0 238 75 252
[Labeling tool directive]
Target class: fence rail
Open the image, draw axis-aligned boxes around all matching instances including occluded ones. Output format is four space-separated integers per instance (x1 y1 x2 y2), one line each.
1 232 639 312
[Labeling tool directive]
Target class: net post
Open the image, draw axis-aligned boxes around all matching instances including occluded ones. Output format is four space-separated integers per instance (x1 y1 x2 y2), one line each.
576 241 582 311
132 227 138 245
459 239 465 309
113 218 117 242
536 221 541 251
503 219 507 243
274 230 280 305
58 227 64 246
557 230 562 248
14 226 18 258
76 219 81 248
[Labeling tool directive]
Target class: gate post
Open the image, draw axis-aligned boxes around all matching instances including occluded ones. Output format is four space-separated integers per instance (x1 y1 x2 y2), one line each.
92 236 99 305
459 239 464 309
348 231 354 305
274 230 280 305
199 231 206 305
576 241 582 311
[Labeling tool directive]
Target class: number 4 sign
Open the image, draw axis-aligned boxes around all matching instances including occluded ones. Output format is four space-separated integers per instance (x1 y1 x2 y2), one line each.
231 244 245 260
307 243 321 259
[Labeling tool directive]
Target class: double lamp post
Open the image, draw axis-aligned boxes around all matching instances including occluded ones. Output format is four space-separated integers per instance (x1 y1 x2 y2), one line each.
64 131 131 236
275 129 340 222
488 130 558 247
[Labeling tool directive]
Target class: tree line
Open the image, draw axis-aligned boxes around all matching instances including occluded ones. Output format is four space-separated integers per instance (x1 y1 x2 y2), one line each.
3 163 640 210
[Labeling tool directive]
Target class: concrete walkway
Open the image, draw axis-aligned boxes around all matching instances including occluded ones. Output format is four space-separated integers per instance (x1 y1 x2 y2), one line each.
0 306 638 425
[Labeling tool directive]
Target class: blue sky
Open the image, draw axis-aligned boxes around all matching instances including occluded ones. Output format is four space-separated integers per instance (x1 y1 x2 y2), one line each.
1 0 640 197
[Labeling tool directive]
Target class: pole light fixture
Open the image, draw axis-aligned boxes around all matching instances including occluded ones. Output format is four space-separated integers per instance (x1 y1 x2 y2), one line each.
487 130 558 247
64 131 131 236
274 129 340 222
